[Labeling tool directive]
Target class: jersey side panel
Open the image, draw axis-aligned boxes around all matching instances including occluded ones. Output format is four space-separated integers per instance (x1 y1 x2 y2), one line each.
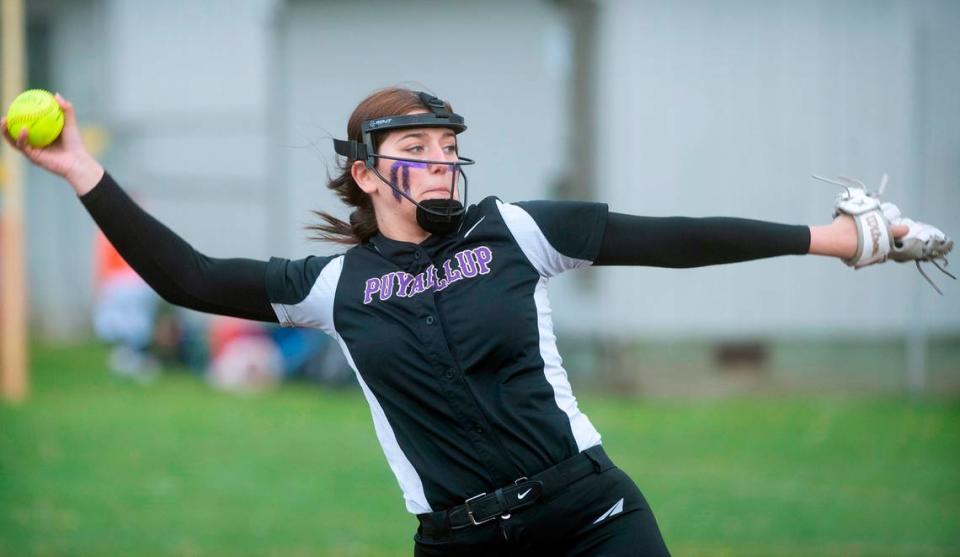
273 249 436 514
333 334 433 514
495 201 603 452
533 277 602 451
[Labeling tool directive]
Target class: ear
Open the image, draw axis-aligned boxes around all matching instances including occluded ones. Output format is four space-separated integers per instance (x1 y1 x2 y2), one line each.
351 161 378 194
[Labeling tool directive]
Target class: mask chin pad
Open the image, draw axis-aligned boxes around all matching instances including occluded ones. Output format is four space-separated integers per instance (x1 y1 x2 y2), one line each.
417 199 464 235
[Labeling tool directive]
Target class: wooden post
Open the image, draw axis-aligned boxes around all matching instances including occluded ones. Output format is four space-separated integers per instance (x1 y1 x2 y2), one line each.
1 0 29 404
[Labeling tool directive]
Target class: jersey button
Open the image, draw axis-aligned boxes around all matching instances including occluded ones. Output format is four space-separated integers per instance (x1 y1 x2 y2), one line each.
414 250 422 260
443 368 455 380
425 315 435 325
473 426 484 434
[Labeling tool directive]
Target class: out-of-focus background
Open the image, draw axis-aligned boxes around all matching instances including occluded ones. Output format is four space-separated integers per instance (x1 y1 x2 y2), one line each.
1 1 958 556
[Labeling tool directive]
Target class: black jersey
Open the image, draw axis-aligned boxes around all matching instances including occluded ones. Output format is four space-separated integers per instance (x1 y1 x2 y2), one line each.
265 197 608 514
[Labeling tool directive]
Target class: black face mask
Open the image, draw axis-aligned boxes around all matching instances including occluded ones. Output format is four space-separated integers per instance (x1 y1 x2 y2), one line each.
366 154 470 237
333 91 476 238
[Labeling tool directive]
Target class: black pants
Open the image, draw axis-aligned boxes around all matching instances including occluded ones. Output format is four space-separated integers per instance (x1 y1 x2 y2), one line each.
413 466 671 556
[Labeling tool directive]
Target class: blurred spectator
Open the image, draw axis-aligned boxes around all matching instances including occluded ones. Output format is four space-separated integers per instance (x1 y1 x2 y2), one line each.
271 326 355 387
91 230 352 390
92 230 160 380
204 317 354 391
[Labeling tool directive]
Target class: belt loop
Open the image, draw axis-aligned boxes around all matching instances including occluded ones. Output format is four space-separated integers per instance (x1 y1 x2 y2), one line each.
583 446 605 473
493 487 510 519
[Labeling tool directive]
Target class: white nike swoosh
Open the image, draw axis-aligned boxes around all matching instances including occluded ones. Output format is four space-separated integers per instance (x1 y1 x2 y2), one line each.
517 488 532 500
463 216 485 238
592 497 624 525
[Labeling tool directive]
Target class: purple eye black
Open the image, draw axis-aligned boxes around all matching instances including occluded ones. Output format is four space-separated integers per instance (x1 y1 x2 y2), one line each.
389 161 428 201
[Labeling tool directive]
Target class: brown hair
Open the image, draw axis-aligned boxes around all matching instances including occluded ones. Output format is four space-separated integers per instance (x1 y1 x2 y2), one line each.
308 87 454 245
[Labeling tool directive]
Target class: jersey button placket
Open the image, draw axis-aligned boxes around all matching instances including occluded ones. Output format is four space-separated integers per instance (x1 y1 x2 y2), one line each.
418 252 512 486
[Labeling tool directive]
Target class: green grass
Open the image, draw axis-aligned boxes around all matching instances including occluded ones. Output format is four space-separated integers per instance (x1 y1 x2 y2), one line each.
1 343 959 556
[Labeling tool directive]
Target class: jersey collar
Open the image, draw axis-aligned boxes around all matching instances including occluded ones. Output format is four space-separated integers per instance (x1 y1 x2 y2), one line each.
368 231 451 264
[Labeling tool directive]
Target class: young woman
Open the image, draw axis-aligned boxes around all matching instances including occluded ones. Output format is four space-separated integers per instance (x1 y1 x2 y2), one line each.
3 87 950 556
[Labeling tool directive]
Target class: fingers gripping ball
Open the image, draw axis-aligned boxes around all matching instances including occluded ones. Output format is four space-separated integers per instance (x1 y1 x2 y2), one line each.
880 203 954 263
5 89 65 148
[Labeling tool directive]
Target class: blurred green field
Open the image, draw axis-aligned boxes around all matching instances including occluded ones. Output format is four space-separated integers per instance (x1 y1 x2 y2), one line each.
1 344 959 557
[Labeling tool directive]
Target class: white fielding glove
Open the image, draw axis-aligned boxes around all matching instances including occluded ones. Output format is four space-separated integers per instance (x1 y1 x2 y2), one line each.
814 173 955 294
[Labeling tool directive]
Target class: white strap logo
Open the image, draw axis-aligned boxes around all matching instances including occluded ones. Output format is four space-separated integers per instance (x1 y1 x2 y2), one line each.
592 497 624 524
517 488 533 500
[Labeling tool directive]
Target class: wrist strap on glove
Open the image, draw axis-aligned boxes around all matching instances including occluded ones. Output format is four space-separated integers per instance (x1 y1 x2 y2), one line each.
831 183 892 268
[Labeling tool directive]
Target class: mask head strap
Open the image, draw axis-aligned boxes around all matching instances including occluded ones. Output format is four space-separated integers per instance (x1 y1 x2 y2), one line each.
333 91 467 168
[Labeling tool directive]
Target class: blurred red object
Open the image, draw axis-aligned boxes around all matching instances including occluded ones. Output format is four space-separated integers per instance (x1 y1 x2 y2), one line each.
208 315 265 360
94 231 139 291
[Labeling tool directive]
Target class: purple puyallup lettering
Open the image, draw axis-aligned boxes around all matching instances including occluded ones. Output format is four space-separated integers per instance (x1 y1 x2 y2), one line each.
379 272 396 301
432 265 447 291
473 246 493 274
455 250 479 278
361 246 495 303
423 265 436 289
395 272 416 298
443 259 464 286
363 277 381 305
410 273 427 295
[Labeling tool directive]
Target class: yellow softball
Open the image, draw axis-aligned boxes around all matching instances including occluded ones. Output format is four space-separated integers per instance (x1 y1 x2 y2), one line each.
5 89 65 148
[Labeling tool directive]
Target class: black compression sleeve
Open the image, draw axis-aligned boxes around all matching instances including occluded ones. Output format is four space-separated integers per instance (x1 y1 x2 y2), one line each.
594 212 811 267
79 172 278 322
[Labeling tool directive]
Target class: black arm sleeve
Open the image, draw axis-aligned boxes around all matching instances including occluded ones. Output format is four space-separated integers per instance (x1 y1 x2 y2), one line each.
80 172 278 322
594 212 811 268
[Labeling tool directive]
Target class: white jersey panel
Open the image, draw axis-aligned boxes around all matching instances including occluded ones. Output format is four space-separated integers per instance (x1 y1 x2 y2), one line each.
337 335 433 515
270 255 344 333
495 201 592 278
533 277 602 452
269 253 432 514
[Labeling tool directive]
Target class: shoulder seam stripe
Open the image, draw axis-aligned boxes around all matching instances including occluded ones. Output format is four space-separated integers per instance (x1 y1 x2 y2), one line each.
464 216 485 238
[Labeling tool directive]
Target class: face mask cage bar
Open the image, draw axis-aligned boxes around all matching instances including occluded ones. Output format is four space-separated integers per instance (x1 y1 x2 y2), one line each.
332 92 476 219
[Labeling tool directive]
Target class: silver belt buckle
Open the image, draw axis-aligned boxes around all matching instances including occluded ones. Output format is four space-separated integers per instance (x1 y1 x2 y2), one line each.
463 492 496 526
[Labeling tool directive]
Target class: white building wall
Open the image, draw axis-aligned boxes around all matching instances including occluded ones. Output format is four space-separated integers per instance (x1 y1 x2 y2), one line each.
25 0 281 337
586 0 960 337
103 0 280 260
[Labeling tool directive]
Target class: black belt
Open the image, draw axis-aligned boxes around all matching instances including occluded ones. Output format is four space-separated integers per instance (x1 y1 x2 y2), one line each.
418 445 614 533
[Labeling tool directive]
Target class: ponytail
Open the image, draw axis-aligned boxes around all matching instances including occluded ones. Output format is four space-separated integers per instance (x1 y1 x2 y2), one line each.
308 170 378 244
